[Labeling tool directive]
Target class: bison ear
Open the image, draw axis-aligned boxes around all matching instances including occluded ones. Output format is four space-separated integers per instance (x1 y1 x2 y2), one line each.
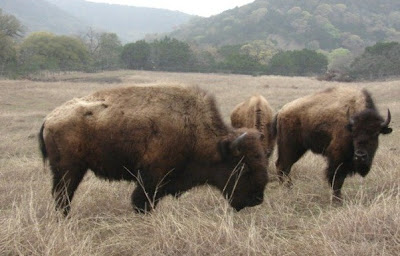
219 133 247 158
230 132 247 157
380 127 392 135
346 108 354 132
219 139 233 159
219 139 241 158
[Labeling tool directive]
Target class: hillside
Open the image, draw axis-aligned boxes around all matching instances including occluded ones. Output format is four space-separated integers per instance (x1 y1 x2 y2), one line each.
0 0 194 42
0 0 87 36
169 0 400 53
46 0 194 42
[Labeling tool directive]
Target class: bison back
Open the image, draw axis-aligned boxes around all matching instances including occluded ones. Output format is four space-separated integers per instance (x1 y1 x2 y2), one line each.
42 85 227 180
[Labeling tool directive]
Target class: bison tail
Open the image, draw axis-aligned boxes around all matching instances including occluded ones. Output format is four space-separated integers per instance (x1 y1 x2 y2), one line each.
270 113 278 139
38 122 48 165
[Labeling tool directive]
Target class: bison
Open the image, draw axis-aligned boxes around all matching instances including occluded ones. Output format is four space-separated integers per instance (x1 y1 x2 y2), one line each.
274 86 392 200
38 85 268 215
230 94 276 159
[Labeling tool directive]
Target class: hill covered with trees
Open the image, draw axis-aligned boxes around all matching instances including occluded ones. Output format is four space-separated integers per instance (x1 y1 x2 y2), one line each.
169 0 400 54
1 1 400 80
0 0 194 42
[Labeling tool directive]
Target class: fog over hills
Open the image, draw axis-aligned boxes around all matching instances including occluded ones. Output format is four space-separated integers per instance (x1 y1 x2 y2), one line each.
0 0 86 36
0 0 194 42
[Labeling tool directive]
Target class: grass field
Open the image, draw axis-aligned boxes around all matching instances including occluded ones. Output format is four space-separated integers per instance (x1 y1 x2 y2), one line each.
0 70 399 255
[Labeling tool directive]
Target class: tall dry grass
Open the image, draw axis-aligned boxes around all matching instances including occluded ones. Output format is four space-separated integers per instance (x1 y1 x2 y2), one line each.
0 71 399 255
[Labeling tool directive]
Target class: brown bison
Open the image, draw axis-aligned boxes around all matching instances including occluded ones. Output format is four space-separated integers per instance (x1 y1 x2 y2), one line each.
230 94 276 159
274 86 392 200
38 85 268 215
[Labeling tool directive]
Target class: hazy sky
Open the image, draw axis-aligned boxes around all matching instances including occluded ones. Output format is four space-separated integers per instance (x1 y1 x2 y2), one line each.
87 0 254 17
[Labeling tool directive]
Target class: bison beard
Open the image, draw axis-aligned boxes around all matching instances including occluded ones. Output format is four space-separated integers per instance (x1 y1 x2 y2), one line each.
274 87 392 201
39 85 268 215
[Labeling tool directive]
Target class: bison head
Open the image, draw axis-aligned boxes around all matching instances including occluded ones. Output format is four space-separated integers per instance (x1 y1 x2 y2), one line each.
346 109 392 176
219 129 268 211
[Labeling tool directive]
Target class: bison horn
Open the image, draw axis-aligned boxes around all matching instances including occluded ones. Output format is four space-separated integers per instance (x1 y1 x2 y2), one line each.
231 132 247 152
381 109 391 128
346 108 355 126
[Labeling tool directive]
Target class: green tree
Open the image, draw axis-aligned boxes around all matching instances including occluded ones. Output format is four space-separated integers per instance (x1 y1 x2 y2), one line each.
121 40 151 69
0 34 16 76
18 32 90 73
150 37 193 71
0 9 23 76
215 44 267 74
94 32 122 70
268 49 328 76
327 48 353 71
350 41 400 79
218 53 266 74
240 40 279 65
0 9 23 38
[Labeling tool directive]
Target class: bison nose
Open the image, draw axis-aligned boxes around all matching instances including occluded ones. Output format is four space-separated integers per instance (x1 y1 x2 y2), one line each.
354 150 368 162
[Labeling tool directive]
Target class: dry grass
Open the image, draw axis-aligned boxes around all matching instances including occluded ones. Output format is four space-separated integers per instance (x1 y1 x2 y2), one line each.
0 70 399 255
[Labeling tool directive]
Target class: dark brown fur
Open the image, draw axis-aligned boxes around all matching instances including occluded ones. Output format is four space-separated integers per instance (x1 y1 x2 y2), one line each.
274 86 392 200
39 85 268 215
230 95 276 159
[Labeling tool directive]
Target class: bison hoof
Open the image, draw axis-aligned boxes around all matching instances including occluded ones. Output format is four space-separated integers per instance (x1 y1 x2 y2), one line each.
331 195 344 205
134 205 153 214
278 177 293 189
132 199 155 214
131 195 155 214
284 180 293 189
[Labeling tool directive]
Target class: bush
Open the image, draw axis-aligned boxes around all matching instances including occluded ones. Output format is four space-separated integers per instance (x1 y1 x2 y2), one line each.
350 41 400 80
18 32 90 74
268 49 328 76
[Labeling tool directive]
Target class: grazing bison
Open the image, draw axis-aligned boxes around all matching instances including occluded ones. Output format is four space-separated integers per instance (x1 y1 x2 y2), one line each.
39 85 268 215
230 94 276 159
274 86 392 200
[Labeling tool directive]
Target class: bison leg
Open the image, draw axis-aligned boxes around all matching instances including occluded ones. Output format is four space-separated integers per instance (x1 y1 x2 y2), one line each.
326 162 349 202
131 185 159 213
51 165 87 216
275 141 306 186
131 170 171 213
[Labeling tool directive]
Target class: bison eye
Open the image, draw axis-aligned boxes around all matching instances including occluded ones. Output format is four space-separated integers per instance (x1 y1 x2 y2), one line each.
345 123 353 132
254 154 262 159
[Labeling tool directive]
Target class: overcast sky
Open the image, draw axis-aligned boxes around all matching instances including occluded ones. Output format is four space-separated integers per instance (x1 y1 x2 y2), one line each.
87 0 254 17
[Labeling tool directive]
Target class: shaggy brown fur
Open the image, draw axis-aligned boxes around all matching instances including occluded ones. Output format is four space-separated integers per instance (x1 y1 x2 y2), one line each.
39 84 268 215
274 86 392 200
230 94 276 159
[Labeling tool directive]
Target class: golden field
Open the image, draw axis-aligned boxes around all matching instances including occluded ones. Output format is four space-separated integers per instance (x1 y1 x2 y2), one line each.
0 70 399 255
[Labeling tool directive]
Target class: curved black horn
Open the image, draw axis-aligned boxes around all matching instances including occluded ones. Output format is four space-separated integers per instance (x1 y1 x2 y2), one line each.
347 108 354 125
381 109 391 127
231 132 247 150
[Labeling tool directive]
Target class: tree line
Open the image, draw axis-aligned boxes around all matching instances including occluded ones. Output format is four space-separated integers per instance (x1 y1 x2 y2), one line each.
1 9 399 80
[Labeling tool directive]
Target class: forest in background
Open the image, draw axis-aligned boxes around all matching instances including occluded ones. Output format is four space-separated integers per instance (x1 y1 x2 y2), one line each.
1 0 400 80
167 0 400 78
170 0 400 51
